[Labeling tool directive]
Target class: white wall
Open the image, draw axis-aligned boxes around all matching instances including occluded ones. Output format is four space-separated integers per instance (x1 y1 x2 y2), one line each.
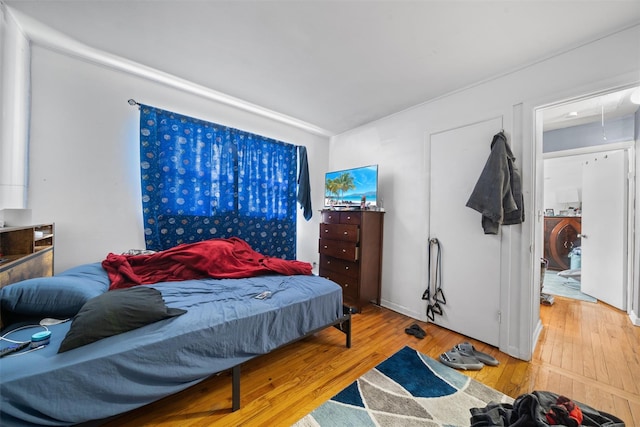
25 46 329 272
543 154 590 214
330 25 640 358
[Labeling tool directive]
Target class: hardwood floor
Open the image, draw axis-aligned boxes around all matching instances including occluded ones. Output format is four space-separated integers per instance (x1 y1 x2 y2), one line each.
106 296 640 426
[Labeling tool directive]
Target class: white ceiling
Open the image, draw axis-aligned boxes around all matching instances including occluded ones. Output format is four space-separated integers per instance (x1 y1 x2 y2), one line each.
5 0 640 135
543 86 640 131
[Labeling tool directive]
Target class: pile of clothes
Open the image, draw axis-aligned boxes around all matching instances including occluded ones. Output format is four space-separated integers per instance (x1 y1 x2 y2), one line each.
470 391 625 426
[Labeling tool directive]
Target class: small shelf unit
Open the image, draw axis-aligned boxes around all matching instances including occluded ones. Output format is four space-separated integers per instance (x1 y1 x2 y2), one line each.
0 224 55 288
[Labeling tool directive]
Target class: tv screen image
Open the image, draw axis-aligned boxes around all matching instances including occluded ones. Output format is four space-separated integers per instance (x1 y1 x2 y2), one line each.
324 164 378 209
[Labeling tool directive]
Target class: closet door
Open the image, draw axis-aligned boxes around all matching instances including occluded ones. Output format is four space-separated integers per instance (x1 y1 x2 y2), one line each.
428 117 502 347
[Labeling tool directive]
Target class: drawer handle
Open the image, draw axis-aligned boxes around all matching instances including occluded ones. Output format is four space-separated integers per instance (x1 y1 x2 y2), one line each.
324 229 329 233
324 245 328 249
342 249 346 253
343 231 348 235
345 266 349 270
344 284 349 287
347 216 351 220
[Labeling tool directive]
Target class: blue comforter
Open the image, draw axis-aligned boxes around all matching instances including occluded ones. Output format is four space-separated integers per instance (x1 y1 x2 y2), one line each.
0 266 343 426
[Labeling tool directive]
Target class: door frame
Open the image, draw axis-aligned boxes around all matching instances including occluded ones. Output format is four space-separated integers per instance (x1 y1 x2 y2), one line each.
533 86 637 320
543 142 634 310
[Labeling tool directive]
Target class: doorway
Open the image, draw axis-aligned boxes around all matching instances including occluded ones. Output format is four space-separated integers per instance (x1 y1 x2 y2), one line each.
536 86 638 311
542 147 631 308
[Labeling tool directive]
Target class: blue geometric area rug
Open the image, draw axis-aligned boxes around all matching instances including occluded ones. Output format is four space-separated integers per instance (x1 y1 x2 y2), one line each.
293 346 513 427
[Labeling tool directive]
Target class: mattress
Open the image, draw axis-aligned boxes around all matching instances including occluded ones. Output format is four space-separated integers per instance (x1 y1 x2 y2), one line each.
0 268 343 426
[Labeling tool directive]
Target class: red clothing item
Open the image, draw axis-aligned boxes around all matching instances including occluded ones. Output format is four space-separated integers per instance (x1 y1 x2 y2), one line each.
545 395 583 427
103 237 312 290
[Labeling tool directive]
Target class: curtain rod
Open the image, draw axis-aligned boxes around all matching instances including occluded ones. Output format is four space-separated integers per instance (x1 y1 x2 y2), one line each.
128 99 140 107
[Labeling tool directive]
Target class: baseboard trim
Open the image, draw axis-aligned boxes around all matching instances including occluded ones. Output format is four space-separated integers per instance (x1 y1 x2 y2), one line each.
529 318 544 360
379 299 425 323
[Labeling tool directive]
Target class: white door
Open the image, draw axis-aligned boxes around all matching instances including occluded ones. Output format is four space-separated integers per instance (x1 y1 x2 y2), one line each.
580 150 627 310
429 117 502 346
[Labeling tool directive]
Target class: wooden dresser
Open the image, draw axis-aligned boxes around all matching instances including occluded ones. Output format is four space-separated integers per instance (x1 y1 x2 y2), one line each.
543 216 581 271
0 224 55 288
318 209 384 312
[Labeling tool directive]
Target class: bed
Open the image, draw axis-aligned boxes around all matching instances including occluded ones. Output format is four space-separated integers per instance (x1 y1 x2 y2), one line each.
0 239 351 426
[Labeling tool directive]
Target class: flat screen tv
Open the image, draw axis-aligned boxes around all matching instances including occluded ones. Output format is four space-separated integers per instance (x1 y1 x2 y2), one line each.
324 164 378 209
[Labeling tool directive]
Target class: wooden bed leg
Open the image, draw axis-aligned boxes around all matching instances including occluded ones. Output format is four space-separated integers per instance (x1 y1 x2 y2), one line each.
232 365 240 411
345 316 352 348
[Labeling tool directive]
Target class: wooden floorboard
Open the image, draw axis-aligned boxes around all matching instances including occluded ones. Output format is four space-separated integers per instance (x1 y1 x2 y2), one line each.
104 295 640 426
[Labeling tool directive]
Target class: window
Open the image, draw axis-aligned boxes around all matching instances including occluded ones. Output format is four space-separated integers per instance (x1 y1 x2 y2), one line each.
139 105 299 258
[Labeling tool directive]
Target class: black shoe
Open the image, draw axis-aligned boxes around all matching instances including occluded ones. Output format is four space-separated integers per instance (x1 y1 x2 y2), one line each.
404 323 426 339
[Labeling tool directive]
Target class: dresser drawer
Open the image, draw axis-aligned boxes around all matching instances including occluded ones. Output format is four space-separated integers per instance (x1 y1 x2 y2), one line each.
339 212 361 225
319 239 359 261
321 270 359 300
322 211 341 224
319 254 358 279
319 223 359 243
321 210 362 225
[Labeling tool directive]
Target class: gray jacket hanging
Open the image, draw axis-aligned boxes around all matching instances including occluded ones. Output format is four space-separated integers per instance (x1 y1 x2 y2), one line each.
466 131 524 234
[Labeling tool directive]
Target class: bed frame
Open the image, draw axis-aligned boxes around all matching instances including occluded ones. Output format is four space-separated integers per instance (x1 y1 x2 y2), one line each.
231 306 352 410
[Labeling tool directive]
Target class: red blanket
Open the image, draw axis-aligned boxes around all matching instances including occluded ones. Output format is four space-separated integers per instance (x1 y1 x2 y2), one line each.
102 237 312 290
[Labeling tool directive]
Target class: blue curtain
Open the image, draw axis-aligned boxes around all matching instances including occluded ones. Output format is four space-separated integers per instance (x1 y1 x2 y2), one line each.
139 104 300 258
